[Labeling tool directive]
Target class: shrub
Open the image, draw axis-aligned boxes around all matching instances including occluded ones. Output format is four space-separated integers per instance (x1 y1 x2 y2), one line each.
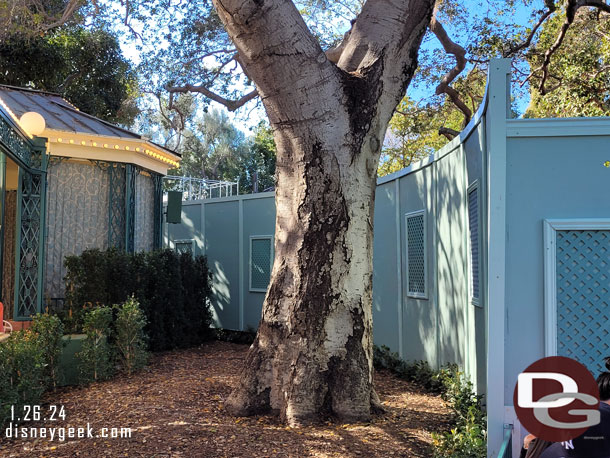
431 404 487 458
180 253 213 348
214 328 256 345
77 306 114 383
373 345 444 393
30 313 65 389
64 248 214 351
114 297 148 375
372 345 486 457
138 249 183 351
432 366 487 458
0 330 46 426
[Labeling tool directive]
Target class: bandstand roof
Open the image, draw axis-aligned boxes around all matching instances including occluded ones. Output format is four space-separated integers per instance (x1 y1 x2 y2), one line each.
0 85 180 174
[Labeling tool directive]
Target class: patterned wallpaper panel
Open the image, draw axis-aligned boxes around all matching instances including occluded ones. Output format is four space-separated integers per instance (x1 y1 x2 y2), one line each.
135 172 154 252
45 161 110 299
2 191 16 319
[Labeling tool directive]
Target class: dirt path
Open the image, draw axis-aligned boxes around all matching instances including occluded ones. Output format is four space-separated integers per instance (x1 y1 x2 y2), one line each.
0 341 451 457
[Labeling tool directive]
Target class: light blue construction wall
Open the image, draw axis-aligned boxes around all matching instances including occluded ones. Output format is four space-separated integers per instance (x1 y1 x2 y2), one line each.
165 192 276 331
168 155 487 384
503 127 610 403
373 115 488 387
165 134 489 389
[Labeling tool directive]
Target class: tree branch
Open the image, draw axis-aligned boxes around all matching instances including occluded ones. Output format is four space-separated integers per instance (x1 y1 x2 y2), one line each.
211 0 432 144
57 71 82 93
333 0 434 76
429 7 471 126
503 4 556 57
439 127 459 140
41 0 86 32
205 53 239 86
529 0 610 94
580 0 610 14
164 84 258 111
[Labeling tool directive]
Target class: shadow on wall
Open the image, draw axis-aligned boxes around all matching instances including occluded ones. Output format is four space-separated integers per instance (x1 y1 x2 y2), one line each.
400 169 438 365
373 185 396 320
179 210 198 244
435 153 467 368
413 170 437 363
211 260 231 329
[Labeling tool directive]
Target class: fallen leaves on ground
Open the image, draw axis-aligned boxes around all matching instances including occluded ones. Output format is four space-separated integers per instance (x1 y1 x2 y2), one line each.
0 341 451 457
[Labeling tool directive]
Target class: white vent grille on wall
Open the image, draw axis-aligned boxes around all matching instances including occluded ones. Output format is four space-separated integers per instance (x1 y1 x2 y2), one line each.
250 236 273 292
174 239 194 255
406 211 426 298
468 185 480 304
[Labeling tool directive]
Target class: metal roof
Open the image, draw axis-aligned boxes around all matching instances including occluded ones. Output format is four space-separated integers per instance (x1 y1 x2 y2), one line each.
0 85 142 140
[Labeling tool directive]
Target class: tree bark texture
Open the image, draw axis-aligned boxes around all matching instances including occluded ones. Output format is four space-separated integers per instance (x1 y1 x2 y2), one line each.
212 0 435 425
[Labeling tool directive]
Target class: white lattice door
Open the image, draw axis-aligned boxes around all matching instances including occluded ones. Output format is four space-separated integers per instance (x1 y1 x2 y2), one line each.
545 220 610 377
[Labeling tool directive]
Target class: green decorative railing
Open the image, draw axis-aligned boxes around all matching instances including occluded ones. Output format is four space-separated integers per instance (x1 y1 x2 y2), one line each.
0 109 49 320
498 424 513 458
15 167 46 318
152 173 163 249
0 110 32 168
125 164 136 253
108 162 126 249
94 160 163 252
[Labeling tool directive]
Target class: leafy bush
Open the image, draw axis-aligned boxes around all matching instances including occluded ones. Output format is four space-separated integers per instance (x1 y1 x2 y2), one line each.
0 330 46 426
77 306 114 383
64 248 214 351
372 345 486 457
214 328 256 345
180 254 213 348
114 297 148 375
432 367 487 458
373 345 444 393
431 404 487 458
30 313 65 389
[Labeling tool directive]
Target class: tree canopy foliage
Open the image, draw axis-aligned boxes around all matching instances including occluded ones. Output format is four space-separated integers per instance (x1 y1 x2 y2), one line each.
239 121 276 193
378 0 610 175
173 113 276 193
3 0 609 177
0 26 138 125
173 109 248 182
0 0 84 40
525 6 610 117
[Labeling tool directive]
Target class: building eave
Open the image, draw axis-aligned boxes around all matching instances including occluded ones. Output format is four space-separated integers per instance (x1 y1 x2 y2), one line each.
42 128 180 175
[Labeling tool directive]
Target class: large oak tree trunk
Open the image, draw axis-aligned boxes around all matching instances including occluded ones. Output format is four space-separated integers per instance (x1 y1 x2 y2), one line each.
212 0 434 425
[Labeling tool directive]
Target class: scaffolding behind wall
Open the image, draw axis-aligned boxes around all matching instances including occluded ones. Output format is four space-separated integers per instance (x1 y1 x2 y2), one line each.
163 175 239 201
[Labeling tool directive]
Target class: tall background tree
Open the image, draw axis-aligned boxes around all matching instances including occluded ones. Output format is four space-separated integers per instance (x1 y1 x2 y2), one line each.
0 26 139 125
380 0 610 175
525 5 610 117
238 121 276 193
0 0 84 40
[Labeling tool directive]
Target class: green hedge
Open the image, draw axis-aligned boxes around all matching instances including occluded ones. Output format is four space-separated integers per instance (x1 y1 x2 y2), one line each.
63 248 213 351
0 314 65 427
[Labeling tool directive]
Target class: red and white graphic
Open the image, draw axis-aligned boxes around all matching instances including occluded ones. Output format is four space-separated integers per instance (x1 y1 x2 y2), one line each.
514 356 600 442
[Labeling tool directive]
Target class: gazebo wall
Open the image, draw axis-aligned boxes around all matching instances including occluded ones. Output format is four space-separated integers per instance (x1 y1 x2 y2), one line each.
44 159 161 303
45 160 110 299
135 171 155 252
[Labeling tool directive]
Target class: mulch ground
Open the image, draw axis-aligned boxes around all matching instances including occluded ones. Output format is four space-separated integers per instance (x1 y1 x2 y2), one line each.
0 341 452 457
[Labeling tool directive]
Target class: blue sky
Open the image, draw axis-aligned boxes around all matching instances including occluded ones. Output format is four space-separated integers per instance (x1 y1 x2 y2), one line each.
118 0 544 133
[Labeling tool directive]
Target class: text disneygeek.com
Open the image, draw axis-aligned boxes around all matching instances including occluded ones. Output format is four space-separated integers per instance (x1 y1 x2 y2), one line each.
4 423 132 441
